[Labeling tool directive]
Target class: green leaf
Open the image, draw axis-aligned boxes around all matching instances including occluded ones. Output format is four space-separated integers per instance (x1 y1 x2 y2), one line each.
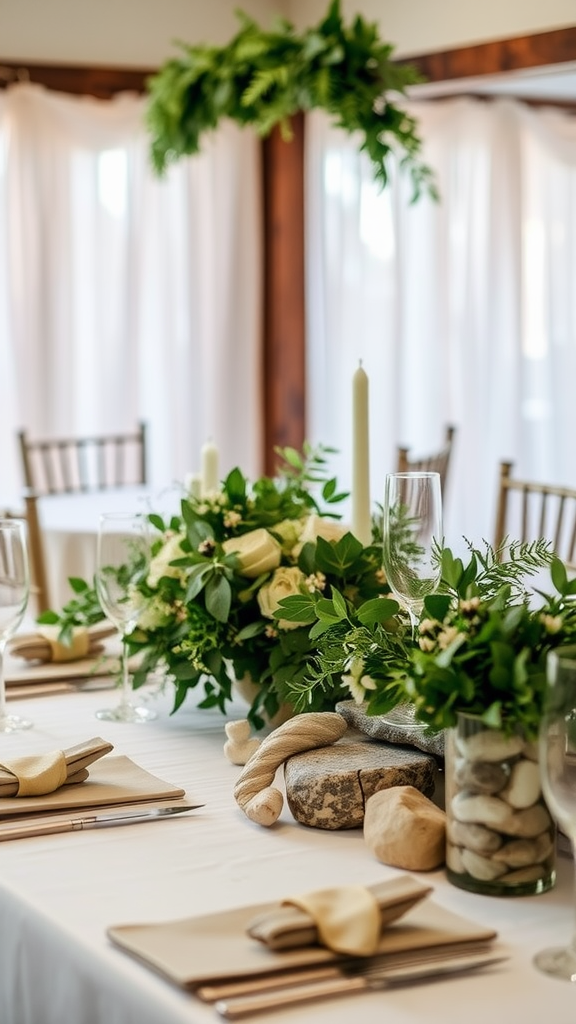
205 574 232 622
423 593 451 621
357 597 399 625
275 594 317 624
551 556 568 595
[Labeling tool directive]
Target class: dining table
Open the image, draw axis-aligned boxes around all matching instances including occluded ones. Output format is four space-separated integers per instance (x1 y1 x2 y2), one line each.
0 665 574 1024
37 483 183 611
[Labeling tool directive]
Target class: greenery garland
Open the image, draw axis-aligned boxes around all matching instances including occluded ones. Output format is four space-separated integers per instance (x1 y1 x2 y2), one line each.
145 1 436 199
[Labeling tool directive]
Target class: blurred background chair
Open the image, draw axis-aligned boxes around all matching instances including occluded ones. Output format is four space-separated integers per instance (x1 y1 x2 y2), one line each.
494 460 576 570
17 422 148 496
396 425 456 496
2 491 50 614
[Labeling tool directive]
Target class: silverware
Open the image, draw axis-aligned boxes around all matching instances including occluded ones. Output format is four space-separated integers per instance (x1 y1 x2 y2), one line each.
0 803 204 841
214 952 508 1019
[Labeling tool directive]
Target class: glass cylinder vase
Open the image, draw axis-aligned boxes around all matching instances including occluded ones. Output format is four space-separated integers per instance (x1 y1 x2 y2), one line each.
445 713 556 896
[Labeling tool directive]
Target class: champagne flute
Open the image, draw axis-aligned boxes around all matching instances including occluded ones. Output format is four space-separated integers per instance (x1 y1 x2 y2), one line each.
534 645 576 980
94 513 157 723
381 471 443 728
383 471 443 635
0 519 32 732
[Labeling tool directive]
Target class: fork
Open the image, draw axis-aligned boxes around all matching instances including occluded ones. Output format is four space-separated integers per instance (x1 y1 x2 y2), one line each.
214 951 507 1019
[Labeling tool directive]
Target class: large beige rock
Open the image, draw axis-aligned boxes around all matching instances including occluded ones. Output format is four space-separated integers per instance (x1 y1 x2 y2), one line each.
364 786 446 871
284 741 437 830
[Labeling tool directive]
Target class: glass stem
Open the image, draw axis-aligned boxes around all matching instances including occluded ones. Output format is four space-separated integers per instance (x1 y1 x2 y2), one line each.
120 639 131 708
572 841 576 958
0 640 5 720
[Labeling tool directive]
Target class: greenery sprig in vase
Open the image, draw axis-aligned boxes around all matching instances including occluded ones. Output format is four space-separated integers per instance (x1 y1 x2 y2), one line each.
278 539 576 742
38 445 390 728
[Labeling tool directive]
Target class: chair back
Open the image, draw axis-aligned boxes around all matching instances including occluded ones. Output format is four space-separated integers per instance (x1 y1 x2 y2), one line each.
396 425 456 495
494 460 576 569
2 491 50 613
17 422 147 496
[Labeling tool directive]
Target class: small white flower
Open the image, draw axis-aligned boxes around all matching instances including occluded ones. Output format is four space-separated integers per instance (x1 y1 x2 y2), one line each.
223 510 242 529
437 625 460 650
419 636 436 652
305 571 326 593
419 618 438 635
343 672 377 704
198 538 216 556
540 613 563 634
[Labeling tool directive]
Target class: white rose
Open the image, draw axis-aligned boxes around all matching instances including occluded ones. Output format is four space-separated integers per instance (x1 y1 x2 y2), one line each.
221 527 282 578
257 566 306 630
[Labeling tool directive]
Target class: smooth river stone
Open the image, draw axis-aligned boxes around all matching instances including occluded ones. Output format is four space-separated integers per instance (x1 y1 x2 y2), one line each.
455 731 524 763
453 756 509 795
447 819 503 855
284 740 437 830
500 758 542 809
364 786 446 871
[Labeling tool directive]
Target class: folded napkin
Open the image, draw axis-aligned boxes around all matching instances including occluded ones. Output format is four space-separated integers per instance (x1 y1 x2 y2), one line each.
10 623 116 664
107 878 498 992
247 877 432 956
0 755 186 820
0 737 114 797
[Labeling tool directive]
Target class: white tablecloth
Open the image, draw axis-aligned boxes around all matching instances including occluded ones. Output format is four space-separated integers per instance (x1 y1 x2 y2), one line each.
37 485 182 610
0 684 574 1024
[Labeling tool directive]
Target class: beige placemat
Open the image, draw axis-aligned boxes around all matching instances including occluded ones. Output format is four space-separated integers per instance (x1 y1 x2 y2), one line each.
107 889 497 991
0 755 185 820
4 653 123 686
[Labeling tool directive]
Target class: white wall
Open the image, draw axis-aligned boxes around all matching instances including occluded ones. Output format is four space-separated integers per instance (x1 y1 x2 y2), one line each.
1 0 574 68
287 1 576 57
0 0 291 67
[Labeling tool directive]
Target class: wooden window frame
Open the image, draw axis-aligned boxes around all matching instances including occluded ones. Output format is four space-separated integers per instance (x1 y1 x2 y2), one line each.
2 26 575 472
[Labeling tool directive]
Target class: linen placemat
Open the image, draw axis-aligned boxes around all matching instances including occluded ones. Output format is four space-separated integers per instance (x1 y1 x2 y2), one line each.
0 755 185 820
107 883 497 991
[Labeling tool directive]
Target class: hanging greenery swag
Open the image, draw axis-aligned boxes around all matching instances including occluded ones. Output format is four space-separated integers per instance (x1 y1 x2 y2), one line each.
145 0 436 199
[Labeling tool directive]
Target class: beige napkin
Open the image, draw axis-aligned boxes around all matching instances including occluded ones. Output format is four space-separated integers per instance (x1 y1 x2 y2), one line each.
0 736 113 797
9 623 116 664
0 755 185 820
246 877 431 956
107 878 497 991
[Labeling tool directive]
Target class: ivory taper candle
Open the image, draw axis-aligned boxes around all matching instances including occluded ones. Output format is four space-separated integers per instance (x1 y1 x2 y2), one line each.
200 440 220 496
351 363 372 546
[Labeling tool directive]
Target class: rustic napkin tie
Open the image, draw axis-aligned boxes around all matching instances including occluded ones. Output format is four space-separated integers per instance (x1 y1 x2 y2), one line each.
0 736 114 797
247 876 433 957
285 886 380 956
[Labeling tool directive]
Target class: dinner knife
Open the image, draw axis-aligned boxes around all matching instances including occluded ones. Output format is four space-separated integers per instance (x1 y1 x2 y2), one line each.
0 803 204 841
215 953 508 1019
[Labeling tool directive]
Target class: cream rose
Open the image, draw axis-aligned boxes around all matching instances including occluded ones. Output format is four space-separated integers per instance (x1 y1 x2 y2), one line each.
270 517 305 556
257 566 306 630
221 527 282 578
147 533 187 587
292 513 349 557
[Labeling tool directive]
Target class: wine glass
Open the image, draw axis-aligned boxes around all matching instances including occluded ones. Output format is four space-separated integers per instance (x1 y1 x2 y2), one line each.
534 645 576 981
94 513 157 723
0 519 33 732
381 471 443 728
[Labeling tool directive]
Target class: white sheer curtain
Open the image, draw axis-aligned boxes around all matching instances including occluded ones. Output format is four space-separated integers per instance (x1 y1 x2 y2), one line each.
0 83 262 503
305 97 576 551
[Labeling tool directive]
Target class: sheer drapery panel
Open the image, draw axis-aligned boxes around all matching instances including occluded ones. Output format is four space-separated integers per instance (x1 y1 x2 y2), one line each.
0 84 262 503
305 97 576 549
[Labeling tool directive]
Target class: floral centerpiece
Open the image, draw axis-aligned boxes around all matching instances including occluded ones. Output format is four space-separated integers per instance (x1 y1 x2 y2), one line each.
39 445 390 728
278 539 576 741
